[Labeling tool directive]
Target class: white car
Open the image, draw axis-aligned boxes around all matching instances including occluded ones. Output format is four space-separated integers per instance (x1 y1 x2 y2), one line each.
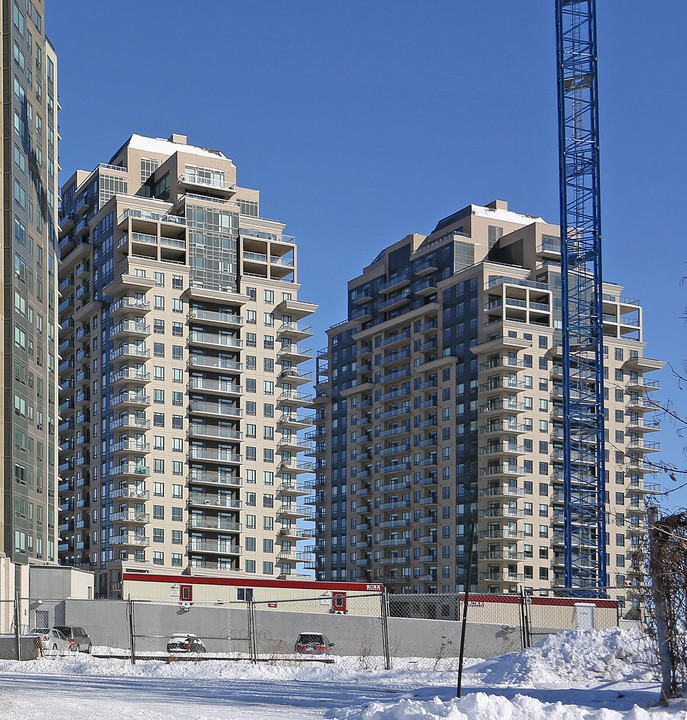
30 627 71 653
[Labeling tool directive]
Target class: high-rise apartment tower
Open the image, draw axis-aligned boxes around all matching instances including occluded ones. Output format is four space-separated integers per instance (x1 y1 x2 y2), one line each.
313 200 662 606
57 134 316 597
2 0 59 563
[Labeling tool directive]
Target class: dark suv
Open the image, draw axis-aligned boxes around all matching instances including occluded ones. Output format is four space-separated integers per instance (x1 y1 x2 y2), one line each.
53 626 92 653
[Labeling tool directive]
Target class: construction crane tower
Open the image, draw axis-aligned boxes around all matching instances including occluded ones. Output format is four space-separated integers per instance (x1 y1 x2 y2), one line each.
555 0 608 594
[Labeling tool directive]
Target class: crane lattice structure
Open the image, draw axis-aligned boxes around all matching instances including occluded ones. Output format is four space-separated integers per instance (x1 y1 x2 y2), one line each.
555 0 607 594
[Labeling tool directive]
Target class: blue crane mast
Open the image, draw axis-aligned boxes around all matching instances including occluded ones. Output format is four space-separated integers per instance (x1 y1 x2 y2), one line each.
555 0 607 594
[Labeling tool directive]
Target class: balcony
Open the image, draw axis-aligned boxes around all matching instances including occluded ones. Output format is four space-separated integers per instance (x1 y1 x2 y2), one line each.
112 368 151 386
277 436 315 454
188 540 242 556
479 443 527 456
188 309 243 328
110 321 151 341
479 484 526 498
111 391 151 409
188 355 243 373
277 344 313 364
479 400 528 414
188 515 242 532
111 440 151 455
478 356 528 373
188 331 242 351
277 390 315 407
110 534 150 547
189 471 242 488
110 511 150 524
277 321 313 342
188 492 241 510
109 463 150 479
188 395 243 416
478 465 525 478
479 506 526 519
178 172 237 197
188 378 242 396
110 344 150 362
188 425 242 442
278 459 314 474
278 413 315 430
277 480 313 497
109 487 150 501
278 504 315 519
188 447 242 465
110 416 151 431
110 297 151 316
278 367 313 386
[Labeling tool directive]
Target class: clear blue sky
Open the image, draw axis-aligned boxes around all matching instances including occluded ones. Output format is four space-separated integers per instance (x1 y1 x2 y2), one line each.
47 1 687 507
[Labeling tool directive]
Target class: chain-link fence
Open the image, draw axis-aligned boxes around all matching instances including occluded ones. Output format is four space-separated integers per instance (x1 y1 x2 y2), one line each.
1 590 625 667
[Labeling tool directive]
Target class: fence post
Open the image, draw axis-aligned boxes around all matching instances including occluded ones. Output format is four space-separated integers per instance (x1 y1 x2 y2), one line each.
14 591 21 661
127 597 136 665
380 588 391 670
457 519 476 698
247 598 257 663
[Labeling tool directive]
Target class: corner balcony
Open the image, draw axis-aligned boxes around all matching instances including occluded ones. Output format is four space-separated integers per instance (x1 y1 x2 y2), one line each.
111 440 151 456
109 511 150 524
188 331 242 351
110 534 150 547
479 443 527 457
109 486 150 501
188 378 242 397
278 458 314 474
478 506 526 519
188 447 242 466
627 439 661 453
478 465 526 479
110 321 151 341
479 572 525 583
278 526 311 541
277 436 315 454
479 400 528 415
111 391 151 409
277 480 313 497
278 367 313 386
277 344 313 364
109 463 150 479
110 344 150 363
110 297 151 316
478 551 525 562
278 413 315 430
277 504 315 520
110 416 151 431
276 550 313 564
277 321 313 342
188 540 242 556
277 390 314 408
479 484 527 499
111 368 150 386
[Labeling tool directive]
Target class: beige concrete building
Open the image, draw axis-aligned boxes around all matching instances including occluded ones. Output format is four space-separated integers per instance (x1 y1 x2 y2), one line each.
313 200 662 607
57 134 316 597
1 0 60 565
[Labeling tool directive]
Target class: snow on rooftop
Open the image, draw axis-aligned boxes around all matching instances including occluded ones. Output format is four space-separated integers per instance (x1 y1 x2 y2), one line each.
472 205 547 226
126 134 228 161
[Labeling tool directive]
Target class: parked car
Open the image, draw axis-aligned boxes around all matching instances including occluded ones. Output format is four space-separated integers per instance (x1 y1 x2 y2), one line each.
53 625 92 653
166 633 207 653
294 632 334 655
29 627 71 653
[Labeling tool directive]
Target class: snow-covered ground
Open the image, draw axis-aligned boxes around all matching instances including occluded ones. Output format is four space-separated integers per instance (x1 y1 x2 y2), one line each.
0 627 684 720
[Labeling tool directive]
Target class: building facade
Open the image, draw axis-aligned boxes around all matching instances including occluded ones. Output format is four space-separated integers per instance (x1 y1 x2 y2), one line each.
313 200 662 604
1 0 60 563
57 134 316 597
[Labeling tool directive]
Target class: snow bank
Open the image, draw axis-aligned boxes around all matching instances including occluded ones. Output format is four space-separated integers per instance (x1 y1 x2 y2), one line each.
466 627 656 685
332 692 685 720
